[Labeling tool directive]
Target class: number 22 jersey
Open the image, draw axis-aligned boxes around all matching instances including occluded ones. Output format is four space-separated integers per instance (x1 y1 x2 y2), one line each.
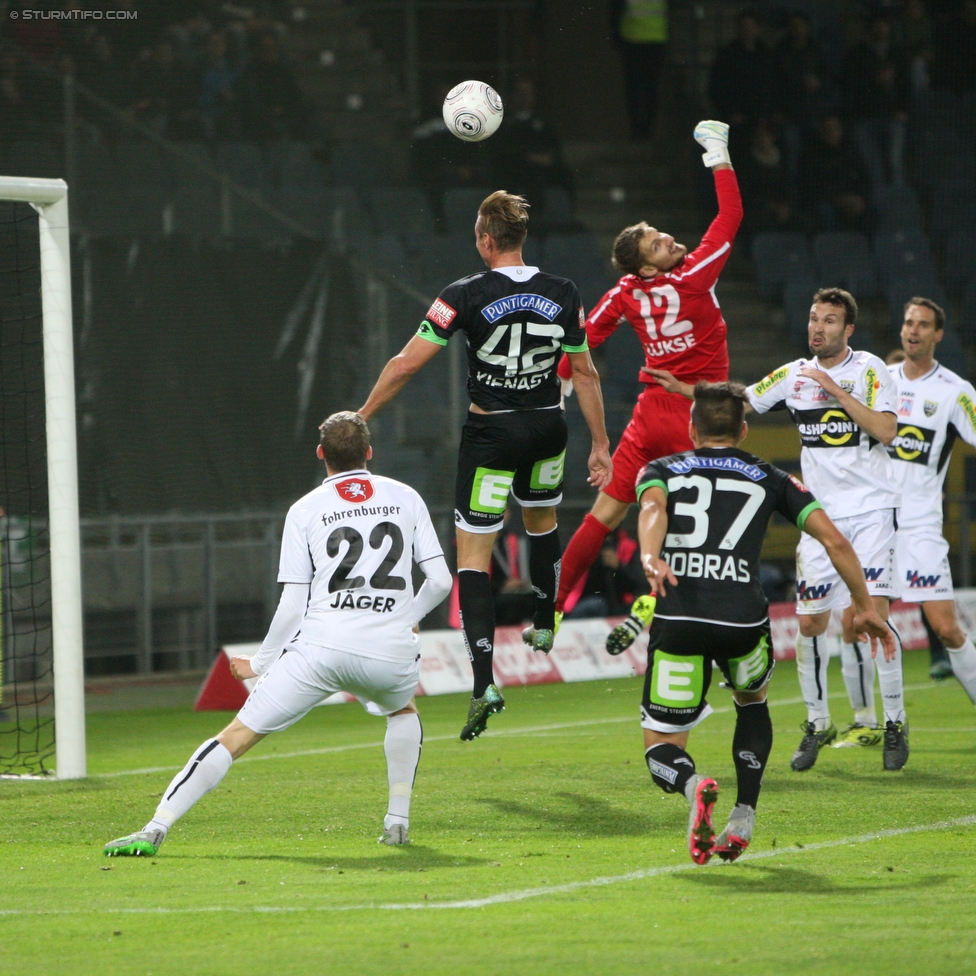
277 470 443 663
636 447 823 625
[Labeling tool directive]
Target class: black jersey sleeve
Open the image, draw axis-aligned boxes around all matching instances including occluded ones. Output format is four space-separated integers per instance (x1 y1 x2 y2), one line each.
560 286 589 353
771 466 823 530
635 458 671 503
416 280 470 346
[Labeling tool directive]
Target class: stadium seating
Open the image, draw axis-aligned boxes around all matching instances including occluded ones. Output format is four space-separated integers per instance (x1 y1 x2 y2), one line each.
750 232 814 302
873 185 926 234
369 187 436 241
7 140 63 180
884 277 949 332
783 273 819 349
330 142 389 188
442 187 491 235
873 231 938 291
963 277 976 342
812 232 878 298
542 232 610 309
266 141 324 186
417 234 483 286
944 231 976 299
543 187 575 227
214 142 266 190
929 179 976 243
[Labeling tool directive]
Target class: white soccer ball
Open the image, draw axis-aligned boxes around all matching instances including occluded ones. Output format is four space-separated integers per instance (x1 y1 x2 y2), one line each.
442 81 504 142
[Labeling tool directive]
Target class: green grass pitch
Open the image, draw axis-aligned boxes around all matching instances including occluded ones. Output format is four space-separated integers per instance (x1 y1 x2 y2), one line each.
2 650 975 975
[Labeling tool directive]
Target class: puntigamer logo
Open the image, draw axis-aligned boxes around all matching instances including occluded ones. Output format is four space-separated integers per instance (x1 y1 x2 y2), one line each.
793 408 860 448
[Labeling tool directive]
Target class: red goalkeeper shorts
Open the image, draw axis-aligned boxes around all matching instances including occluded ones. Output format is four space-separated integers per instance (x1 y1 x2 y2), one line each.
604 389 693 505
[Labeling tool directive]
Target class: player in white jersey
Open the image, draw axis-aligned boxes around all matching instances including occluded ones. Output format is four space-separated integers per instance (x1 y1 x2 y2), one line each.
887 297 976 709
748 288 909 772
103 413 453 857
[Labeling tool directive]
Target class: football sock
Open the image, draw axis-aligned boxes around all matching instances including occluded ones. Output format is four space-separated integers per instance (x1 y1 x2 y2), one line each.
458 569 495 698
144 738 233 833
732 700 772 810
384 711 423 828
527 525 561 631
555 513 611 612
840 639 877 723
876 621 906 724
645 742 696 796
795 634 831 727
946 638 976 705
923 612 948 664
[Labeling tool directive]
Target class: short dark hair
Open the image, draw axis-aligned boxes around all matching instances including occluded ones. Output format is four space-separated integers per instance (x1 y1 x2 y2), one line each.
812 286 858 326
318 411 370 471
478 191 529 252
691 381 749 439
904 295 945 330
612 221 649 275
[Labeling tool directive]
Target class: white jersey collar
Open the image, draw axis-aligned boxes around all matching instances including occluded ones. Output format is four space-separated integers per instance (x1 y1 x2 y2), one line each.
812 348 854 373
492 265 539 282
321 468 370 485
899 360 940 383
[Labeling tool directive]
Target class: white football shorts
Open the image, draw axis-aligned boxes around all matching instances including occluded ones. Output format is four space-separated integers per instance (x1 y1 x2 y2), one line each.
896 523 953 602
237 640 419 735
795 507 896 615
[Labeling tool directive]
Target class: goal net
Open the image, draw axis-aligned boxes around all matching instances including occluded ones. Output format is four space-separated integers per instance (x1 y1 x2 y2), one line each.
0 178 84 779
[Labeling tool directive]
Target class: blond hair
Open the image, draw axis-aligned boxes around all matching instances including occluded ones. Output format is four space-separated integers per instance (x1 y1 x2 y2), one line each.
477 191 529 252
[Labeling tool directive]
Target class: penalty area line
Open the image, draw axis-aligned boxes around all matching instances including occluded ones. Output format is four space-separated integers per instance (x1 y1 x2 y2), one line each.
1 813 973 916
93 681 940 780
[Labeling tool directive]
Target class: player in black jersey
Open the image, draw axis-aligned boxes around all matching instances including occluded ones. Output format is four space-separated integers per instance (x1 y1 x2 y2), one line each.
634 382 894 865
359 191 612 739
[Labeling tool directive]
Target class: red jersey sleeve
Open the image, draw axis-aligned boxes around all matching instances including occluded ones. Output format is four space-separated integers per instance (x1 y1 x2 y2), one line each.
667 169 743 294
584 284 626 351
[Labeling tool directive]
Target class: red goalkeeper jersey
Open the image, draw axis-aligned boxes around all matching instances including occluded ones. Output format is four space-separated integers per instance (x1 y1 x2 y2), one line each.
560 169 743 392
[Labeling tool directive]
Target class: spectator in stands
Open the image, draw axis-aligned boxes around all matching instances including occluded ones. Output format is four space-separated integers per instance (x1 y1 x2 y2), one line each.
799 115 873 234
775 11 836 179
76 31 128 107
566 529 649 620
237 32 305 140
894 0 934 94
842 13 909 186
491 79 573 222
197 30 239 140
932 0 976 94
129 38 204 140
613 0 669 140
737 122 803 238
709 8 777 147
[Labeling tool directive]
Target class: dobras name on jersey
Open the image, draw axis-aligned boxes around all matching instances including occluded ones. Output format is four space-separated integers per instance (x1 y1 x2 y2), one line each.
662 550 751 583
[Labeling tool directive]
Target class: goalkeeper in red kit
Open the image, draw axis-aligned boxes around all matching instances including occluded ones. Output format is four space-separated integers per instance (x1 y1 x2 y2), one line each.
541 121 743 652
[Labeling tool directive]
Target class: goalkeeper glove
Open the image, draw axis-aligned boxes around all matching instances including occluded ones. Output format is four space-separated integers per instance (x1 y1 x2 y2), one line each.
557 353 574 397
694 120 731 167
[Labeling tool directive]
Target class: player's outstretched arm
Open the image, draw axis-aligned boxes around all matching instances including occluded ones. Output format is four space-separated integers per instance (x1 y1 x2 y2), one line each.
567 350 613 489
803 509 896 661
412 554 452 625
233 582 311 679
637 486 678 597
694 120 732 171
358 335 443 421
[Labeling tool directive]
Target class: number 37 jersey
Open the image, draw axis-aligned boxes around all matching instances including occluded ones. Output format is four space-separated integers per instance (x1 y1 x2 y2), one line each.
277 470 444 663
636 448 823 625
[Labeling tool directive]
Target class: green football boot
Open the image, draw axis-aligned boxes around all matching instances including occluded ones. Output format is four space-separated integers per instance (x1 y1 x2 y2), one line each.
831 723 882 748
460 684 505 741
606 594 656 655
103 829 166 857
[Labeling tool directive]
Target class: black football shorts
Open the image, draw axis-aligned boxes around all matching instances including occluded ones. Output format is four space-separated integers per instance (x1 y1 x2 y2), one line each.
641 618 774 733
454 407 568 533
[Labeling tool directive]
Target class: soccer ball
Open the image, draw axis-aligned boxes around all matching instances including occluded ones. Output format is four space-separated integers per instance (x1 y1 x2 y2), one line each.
442 81 504 142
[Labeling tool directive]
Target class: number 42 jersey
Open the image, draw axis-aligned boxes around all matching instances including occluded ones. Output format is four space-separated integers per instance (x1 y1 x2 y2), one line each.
277 470 444 663
636 448 823 626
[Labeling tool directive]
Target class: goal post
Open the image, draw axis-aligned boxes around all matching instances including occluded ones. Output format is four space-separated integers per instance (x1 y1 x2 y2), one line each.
0 176 85 779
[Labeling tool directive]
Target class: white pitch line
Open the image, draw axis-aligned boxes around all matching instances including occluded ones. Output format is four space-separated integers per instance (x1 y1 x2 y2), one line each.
93 681 942 780
1 813 973 917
